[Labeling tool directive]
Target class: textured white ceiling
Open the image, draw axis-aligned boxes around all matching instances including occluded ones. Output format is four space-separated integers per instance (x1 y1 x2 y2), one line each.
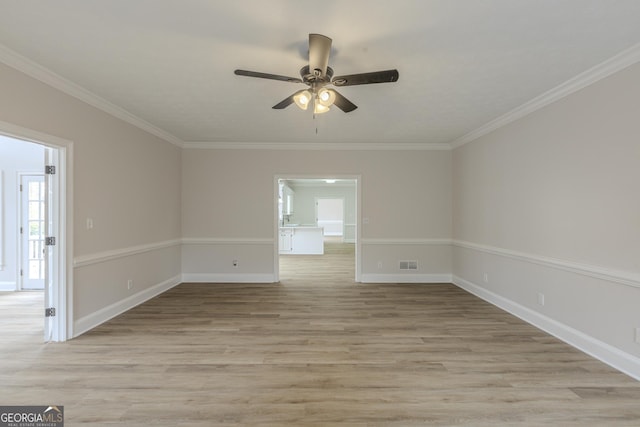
1 0 640 147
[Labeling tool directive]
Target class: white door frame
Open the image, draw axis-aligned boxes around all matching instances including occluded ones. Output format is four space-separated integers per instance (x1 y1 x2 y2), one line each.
1 120 73 342
273 175 361 283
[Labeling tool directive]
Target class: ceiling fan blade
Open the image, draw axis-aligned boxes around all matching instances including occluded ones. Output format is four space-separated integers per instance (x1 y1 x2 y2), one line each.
235 69 302 83
272 94 296 109
332 69 399 86
308 34 332 77
332 90 358 113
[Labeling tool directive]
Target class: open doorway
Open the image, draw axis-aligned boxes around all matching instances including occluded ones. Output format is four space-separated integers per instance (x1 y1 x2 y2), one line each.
0 123 71 342
1 139 44 290
274 176 360 283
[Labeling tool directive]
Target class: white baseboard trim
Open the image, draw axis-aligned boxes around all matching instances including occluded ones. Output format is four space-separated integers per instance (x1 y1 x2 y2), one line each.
73 274 182 338
452 275 640 381
0 281 17 291
360 273 452 283
181 273 277 283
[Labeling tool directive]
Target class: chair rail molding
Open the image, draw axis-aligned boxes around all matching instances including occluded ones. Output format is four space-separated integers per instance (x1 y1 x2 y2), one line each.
74 239 182 268
453 240 640 290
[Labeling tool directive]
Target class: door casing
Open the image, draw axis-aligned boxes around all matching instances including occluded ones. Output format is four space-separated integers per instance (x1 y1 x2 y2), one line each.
1 120 73 342
273 175 360 283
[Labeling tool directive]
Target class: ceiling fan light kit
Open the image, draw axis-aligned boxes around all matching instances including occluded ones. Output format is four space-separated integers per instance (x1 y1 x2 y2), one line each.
293 90 312 110
313 101 330 115
234 34 399 114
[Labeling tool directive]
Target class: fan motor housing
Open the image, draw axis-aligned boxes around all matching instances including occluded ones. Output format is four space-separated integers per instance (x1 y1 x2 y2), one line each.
300 65 334 85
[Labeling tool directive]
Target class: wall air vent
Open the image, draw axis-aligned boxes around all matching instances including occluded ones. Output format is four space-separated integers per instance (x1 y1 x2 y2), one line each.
399 260 418 270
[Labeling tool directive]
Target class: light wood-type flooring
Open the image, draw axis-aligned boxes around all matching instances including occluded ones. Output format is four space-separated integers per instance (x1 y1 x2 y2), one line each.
1 238 639 426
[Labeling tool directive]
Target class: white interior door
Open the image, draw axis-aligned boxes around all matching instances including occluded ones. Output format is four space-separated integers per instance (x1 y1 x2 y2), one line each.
20 174 45 290
44 148 59 341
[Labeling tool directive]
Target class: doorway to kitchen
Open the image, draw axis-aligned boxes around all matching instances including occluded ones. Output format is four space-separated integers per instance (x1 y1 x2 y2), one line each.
0 122 71 342
274 176 360 283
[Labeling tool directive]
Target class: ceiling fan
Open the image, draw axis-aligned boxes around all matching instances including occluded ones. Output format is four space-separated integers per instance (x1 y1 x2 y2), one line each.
234 34 399 114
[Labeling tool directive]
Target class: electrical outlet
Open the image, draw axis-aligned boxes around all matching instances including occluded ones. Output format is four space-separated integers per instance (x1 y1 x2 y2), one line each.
537 293 545 306
483 273 489 283
86 218 93 230
377 261 383 269
127 279 134 290
232 260 238 268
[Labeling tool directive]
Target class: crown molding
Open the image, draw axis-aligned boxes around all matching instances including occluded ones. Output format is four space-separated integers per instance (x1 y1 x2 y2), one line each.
450 42 640 149
5 38 638 153
0 43 184 148
183 141 452 150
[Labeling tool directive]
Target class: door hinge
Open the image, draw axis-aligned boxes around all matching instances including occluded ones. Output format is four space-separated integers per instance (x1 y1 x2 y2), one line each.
20 269 23 276
45 165 56 175
45 237 56 246
45 307 56 317
19 184 23 192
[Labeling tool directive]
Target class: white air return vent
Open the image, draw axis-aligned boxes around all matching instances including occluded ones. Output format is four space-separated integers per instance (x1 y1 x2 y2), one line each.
399 260 418 270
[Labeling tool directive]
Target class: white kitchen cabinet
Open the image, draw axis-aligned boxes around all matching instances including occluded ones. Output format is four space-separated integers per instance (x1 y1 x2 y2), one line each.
279 228 293 253
279 226 324 255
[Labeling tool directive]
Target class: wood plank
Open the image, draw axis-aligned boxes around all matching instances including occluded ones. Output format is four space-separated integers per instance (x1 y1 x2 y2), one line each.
1 239 639 425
